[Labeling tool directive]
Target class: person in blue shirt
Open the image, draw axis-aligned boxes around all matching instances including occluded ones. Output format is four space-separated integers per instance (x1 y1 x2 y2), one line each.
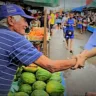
64 13 76 53
72 31 96 69
77 16 83 34
0 4 77 95
56 16 62 30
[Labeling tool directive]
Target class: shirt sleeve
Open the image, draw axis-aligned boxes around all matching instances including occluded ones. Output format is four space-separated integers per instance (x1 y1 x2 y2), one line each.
84 32 96 50
9 36 43 66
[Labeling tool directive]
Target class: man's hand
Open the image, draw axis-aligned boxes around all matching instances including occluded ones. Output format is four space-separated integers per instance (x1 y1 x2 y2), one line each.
71 54 86 69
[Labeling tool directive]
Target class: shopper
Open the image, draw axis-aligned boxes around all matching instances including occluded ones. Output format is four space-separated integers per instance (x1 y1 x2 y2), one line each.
82 16 88 33
77 15 83 34
39 12 44 27
62 13 69 41
64 12 76 53
0 4 76 95
56 16 62 30
49 10 56 36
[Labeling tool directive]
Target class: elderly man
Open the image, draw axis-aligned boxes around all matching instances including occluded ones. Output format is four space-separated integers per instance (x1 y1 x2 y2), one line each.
0 4 76 95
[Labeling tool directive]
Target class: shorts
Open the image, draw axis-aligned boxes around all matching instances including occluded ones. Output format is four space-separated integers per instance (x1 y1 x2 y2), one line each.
65 34 74 39
65 30 74 39
57 23 61 26
77 24 82 29
50 24 54 30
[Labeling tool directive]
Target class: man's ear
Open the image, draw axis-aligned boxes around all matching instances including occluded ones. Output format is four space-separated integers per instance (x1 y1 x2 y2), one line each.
7 16 15 26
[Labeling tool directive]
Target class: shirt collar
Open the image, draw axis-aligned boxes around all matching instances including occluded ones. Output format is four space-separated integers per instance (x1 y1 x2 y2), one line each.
0 25 10 31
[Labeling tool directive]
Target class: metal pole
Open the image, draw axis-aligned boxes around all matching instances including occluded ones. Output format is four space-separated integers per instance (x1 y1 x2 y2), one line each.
64 0 65 11
43 9 47 56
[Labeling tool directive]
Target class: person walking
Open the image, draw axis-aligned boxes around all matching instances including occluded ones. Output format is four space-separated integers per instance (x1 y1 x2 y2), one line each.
64 12 76 53
49 11 56 36
62 13 69 42
77 15 83 34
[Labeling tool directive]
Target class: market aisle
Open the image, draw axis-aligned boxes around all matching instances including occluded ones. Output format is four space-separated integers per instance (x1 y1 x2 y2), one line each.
49 29 96 96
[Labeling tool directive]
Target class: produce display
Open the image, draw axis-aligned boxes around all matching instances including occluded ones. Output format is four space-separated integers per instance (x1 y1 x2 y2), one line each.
90 25 96 28
8 64 65 96
27 27 48 41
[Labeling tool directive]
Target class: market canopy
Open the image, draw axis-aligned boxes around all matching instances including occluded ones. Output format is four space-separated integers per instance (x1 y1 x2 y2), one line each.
23 0 59 7
87 0 96 8
72 5 86 12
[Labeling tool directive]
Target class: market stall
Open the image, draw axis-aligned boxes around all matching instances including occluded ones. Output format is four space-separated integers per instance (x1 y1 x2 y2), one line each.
86 0 96 33
23 0 59 7
9 64 66 96
27 27 50 55
23 0 59 56
87 25 96 33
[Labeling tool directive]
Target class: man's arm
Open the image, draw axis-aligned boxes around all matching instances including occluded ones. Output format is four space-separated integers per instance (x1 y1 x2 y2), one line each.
12 35 76 72
72 47 96 69
34 55 76 73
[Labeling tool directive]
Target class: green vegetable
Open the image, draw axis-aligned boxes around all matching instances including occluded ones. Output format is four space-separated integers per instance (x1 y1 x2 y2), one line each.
32 81 46 90
13 75 17 81
49 74 62 82
21 72 36 84
46 81 64 94
36 68 51 81
51 72 61 76
15 92 29 96
19 84 32 94
16 66 23 80
8 92 15 96
31 90 49 96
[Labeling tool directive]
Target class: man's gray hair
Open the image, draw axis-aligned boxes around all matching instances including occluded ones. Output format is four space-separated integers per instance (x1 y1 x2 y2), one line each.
0 15 22 27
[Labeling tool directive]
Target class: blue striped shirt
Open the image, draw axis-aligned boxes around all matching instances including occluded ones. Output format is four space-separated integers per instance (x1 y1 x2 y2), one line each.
0 26 42 95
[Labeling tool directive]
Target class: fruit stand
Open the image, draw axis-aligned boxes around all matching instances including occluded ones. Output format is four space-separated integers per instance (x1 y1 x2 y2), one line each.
27 27 50 56
8 64 66 96
23 0 59 56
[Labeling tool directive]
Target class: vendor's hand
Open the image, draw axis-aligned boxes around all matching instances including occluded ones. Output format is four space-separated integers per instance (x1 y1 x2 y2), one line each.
71 54 86 69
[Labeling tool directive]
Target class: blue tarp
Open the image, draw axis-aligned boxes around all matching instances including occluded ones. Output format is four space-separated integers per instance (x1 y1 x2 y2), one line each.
72 5 86 12
61 72 67 96
87 25 96 33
